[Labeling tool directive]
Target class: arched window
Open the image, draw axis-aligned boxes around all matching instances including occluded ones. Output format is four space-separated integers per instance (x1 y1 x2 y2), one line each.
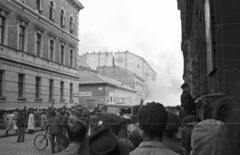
49 1 54 21
69 16 73 33
60 10 65 28
36 0 42 13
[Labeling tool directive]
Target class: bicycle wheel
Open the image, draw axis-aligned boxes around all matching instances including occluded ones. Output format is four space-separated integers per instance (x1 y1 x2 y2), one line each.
34 134 48 151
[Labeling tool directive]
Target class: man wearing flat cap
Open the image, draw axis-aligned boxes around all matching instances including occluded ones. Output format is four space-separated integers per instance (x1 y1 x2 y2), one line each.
130 102 179 155
180 83 196 118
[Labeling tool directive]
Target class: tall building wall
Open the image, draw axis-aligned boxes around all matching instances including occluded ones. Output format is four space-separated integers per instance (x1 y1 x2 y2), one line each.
114 51 157 82
97 66 135 89
0 0 84 108
82 52 114 69
96 66 145 103
80 51 157 83
115 51 144 79
178 0 240 111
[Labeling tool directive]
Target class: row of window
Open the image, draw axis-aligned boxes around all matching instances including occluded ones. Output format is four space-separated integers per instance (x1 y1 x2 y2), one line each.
19 0 74 34
0 15 75 67
0 71 73 101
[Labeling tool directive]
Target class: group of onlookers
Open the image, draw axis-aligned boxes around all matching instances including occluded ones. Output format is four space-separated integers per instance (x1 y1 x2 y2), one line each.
181 97 240 155
3 94 240 155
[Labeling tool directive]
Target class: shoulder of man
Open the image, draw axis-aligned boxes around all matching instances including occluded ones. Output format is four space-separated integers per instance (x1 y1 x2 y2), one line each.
117 138 134 154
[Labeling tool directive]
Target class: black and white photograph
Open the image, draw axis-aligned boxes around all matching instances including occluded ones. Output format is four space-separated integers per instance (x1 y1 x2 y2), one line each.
0 0 240 155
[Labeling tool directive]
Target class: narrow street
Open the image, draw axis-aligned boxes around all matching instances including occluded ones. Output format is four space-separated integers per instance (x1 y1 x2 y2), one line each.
0 131 56 155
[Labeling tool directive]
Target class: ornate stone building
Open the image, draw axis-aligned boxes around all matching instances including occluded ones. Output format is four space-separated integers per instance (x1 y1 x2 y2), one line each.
0 0 84 110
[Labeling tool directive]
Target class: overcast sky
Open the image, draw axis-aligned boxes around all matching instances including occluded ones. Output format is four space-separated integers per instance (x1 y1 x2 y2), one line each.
78 0 184 106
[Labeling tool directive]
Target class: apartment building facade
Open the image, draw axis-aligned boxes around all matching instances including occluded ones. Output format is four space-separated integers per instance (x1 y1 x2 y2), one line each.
0 0 84 110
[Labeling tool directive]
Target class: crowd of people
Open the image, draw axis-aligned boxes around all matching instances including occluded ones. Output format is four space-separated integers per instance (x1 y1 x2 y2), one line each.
3 82 240 155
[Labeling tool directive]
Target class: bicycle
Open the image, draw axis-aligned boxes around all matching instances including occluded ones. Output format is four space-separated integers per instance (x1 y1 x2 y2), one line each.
34 129 59 151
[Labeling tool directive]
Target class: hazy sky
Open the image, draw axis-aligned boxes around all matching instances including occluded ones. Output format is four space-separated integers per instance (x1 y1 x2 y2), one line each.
78 0 184 106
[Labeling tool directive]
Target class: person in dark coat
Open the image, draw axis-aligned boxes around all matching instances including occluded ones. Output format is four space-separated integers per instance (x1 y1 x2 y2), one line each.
47 111 61 153
180 83 196 118
17 111 26 142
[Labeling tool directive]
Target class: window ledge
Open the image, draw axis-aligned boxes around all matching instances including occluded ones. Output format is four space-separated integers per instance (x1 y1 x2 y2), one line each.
18 97 26 101
0 96 7 102
60 98 65 102
49 99 55 102
35 98 43 102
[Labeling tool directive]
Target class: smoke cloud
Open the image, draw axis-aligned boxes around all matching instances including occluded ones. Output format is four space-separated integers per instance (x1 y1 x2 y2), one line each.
79 0 184 106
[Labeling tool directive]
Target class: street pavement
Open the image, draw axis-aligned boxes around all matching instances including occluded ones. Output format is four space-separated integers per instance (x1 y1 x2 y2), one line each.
0 130 58 155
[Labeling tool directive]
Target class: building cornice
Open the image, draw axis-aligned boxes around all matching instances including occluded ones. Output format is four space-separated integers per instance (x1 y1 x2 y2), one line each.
66 0 84 12
119 51 158 75
0 44 79 79
9 0 80 42
0 2 11 13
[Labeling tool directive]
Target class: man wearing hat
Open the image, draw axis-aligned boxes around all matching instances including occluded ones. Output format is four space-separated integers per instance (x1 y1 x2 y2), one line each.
58 120 87 155
191 119 231 155
180 83 196 118
130 102 179 155
180 115 201 155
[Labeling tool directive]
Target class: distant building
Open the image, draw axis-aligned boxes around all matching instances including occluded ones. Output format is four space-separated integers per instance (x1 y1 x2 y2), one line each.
96 66 145 103
77 54 83 69
114 51 157 82
81 51 114 69
0 0 84 110
78 70 137 108
78 50 157 99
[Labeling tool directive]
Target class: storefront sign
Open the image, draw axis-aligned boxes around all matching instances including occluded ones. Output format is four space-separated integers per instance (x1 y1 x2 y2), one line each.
75 92 92 97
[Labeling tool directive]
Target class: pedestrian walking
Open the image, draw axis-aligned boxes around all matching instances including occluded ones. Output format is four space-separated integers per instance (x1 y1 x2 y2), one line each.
5 111 18 135
16 111 26 142
40 111 48 131
28 111 35 134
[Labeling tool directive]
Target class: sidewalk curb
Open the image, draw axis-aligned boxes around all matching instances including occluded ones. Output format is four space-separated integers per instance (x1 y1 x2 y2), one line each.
0 128 42 138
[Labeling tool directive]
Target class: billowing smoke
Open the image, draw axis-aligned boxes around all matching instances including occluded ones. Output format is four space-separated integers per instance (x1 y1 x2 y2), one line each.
78 0 184 106
144 52 184 106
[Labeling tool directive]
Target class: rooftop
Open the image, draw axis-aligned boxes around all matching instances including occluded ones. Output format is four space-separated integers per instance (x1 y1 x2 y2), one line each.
97 66 145 82
79 70 137 92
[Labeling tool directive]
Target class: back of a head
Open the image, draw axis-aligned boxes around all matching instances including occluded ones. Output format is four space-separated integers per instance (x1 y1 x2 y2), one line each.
181 82 189 89
102 113 124 135
67 120 87 143
78 128 119 155
19 111 24 118
191 119 230 155
164 109 181 136
213 97 240 123
213 97 240 153
181 115 201 127
51 111 56 117
138 102 168 138
128 127 143 148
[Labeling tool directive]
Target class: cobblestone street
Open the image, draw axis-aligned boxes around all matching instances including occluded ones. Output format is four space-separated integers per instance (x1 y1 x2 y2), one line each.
0 131 57 155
